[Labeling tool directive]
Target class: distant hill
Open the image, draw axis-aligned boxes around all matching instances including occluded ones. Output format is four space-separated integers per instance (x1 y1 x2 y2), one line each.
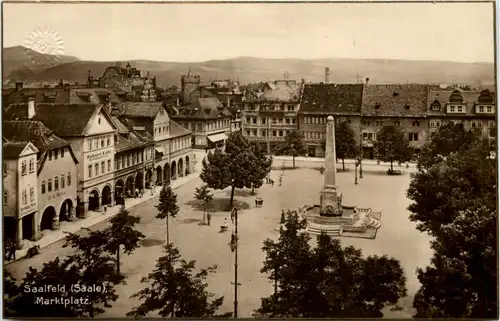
2 46 80 86
2 46 495 88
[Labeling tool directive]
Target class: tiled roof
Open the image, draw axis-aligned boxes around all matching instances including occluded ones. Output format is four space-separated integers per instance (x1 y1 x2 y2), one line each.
3 120 69 153
299 84 363 115
120 102 163 118
4 103 101 136
4 87 122 105
259 87 300 102
170 120 192 138
362 84 429 117
3 141 30 159
173 97 230 120
114 132 145 153
427 89 496 117
111 116 131 134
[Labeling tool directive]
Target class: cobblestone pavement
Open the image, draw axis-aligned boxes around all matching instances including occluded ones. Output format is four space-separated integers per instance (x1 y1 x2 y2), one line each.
6 166 431 318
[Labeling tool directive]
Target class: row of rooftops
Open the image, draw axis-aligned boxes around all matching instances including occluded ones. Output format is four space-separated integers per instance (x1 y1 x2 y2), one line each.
245 83 496 118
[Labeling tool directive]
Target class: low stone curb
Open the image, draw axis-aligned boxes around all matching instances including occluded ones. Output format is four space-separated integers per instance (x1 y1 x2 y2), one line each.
5 173 200 265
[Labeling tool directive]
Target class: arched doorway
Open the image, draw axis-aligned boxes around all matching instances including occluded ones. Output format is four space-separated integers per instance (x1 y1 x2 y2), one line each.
135 171 144 190
171 160 177 180
163 164 170 185
41 206 56 231
115 180 124 205
102 185 112 206
145 169 153 188
125 175 134 196
156 166 163 186
185 156 190 175
178 158 184 177
59 199 73 222
88 190 100 211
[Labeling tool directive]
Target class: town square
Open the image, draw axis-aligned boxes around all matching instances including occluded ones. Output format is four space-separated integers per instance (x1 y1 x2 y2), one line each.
2 1 497 319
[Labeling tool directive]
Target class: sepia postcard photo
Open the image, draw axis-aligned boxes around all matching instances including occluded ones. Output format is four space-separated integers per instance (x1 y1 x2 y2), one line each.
1 1 498 319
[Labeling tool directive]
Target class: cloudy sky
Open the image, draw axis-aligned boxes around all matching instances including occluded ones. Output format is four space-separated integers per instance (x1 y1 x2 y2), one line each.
3 2 495 63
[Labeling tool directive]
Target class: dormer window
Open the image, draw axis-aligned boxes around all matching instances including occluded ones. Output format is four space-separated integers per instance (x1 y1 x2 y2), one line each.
375 103 381 109
405 103 410 109
393 92 398 97
431 100 441 111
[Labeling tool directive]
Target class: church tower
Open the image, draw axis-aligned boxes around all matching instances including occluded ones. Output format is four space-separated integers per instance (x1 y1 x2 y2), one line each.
181 67 201 105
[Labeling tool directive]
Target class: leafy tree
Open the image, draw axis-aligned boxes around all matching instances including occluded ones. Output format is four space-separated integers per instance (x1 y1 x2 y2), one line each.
418 122 480 170
277 130 307 168
373 125 413 172
201 131 271 207
194 185 213 225
7 231 125 318
127 244 225 318
250 144 273 194
4 269 20 317
407 137 497 318
256 211 407 318
335 121 358 171
156 185 179 246
105 208 145 274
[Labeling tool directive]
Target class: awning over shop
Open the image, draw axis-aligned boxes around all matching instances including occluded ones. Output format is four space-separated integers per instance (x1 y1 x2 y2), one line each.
207 133 228 143
155 147 164 158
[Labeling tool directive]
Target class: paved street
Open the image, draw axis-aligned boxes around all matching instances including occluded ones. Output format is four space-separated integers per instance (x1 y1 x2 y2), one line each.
7 165 432 318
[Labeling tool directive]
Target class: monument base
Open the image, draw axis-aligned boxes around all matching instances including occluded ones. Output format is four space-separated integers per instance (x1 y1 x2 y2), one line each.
302 204 382 239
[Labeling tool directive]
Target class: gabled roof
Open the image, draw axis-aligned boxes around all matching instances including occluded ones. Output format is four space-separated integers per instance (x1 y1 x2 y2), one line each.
170 120 192 138
362 84 429 117
173 97 230 120
3 141 31 159
259 86 300 102
4 103 112 137
299 84 364 115
3 121 69 153
120 102 164 118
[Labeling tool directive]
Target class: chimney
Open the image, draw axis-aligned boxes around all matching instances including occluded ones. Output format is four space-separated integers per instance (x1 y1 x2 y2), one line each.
15 82 23 92
365 77 370 85
28 98 35 119
64 84 70 91
226 96 230 107
176 96 180 107
325 67 330 84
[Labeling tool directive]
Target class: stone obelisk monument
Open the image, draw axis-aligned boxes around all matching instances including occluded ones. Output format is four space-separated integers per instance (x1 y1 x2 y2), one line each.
320 116 343 217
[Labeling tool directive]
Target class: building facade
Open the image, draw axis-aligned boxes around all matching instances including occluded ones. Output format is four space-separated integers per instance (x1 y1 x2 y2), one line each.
114 102 195 188
361 84 430 159
426 89 496 147
241 80 302 153
4 102 119 215
172 97 232 149
3 120 79 238
297 83 364 157
3 140 39 248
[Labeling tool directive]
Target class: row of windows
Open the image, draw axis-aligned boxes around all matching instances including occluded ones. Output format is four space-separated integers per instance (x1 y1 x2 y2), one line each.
41 173 72 194
429 119 496 128
88 135 112 151
244 103 296 111
116 151 143 170
48 148 65 161
20 186 35 205
245 129 292 137
303 116 352 125
155 124 169 136
361 132 420 142
245 117 297 125
477 105 494 113
180 119 230 133
20 157 36 176
305 132 326 140
88 160 112 178
448 105 466 113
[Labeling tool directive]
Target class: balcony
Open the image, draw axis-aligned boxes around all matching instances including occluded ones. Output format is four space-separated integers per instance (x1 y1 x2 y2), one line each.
245 136 285 142
242 110 259 116
269 123 296 128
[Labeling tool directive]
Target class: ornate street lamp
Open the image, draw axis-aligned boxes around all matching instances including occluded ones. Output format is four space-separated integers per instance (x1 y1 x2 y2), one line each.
354 157 361 185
